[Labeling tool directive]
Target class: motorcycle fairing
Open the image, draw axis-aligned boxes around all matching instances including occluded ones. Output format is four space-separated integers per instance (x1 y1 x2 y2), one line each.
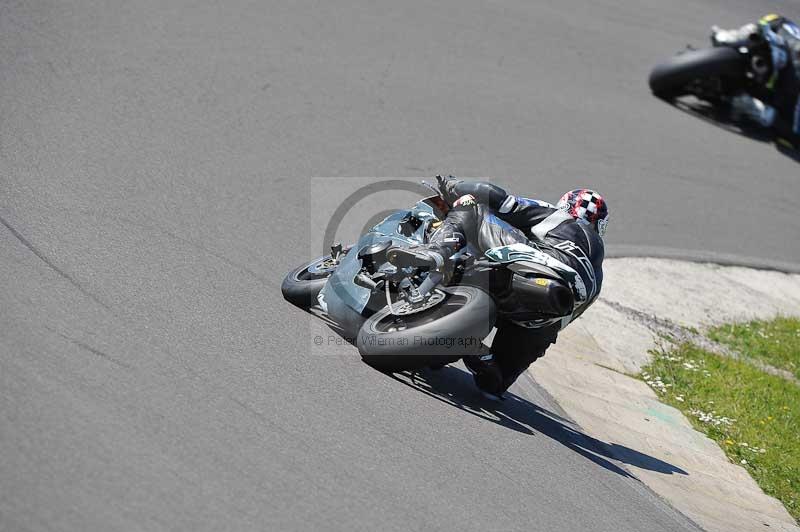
320 199 441 318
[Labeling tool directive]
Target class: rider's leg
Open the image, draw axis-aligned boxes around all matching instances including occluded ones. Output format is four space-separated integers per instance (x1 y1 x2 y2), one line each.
465 320 558 399
730 92 777 127
463 352 505 399
490 320 559 394
770 87 800 148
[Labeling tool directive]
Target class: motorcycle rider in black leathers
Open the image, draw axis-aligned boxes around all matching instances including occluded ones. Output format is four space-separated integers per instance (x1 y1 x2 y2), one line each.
713 14 800 146
388 176 609 399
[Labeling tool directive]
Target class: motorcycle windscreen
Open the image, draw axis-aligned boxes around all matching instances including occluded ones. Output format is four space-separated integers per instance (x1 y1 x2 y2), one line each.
319 199 441 328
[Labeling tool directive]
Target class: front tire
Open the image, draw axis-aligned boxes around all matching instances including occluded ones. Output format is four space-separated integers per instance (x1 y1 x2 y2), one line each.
649 47 744 99
281 253 344 309
357 286 496 373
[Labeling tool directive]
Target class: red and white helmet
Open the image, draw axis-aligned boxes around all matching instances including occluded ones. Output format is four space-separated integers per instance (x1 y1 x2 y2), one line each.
557 189 609 237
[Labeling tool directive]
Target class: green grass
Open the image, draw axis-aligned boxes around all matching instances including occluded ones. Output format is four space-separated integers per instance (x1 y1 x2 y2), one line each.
643 338 800 522
708 317 800 379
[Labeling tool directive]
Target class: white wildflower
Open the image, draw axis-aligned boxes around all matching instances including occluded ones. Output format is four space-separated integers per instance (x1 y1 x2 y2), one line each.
688 409 735 426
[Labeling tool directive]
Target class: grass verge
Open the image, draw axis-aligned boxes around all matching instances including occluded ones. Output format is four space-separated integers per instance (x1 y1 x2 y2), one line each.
643 332 800 522
708 317 800 379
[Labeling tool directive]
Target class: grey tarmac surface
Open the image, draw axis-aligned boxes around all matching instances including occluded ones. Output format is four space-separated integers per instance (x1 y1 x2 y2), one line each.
1 0 798 530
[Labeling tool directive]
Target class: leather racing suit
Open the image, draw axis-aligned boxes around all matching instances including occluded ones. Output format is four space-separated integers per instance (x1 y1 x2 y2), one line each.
416 178 605 392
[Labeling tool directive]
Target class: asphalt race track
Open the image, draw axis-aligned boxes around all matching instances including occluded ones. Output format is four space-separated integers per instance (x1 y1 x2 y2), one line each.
2 0 799 530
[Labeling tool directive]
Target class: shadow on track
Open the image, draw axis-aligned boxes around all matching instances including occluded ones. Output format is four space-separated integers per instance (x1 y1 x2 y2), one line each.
300 307 687 479
389 365 688 480
659 96 800 163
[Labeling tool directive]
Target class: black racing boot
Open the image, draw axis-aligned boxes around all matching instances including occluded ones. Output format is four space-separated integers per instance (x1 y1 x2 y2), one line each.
463 353 505 400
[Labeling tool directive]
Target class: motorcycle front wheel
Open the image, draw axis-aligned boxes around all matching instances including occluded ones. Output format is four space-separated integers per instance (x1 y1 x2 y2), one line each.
649 46 745 99
281 252 346 309
357 286 496 373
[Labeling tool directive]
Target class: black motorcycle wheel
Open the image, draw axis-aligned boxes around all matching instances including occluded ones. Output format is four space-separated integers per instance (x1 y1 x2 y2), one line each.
649 47 745 99
281 253 344 309
357 286 496 373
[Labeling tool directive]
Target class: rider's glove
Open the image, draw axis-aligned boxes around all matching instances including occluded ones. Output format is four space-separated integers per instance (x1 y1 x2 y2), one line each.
436 175 462 206
710 23 758 46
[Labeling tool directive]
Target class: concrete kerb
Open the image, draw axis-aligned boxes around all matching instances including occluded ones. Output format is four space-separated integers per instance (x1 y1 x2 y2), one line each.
530 257 800 532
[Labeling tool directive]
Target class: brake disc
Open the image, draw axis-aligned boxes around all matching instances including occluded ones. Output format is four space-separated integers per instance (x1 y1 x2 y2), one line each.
308 256 340 274
391 289 446 316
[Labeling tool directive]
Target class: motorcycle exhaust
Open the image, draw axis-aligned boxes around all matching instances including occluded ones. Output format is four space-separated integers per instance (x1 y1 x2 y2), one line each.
511 274 574 317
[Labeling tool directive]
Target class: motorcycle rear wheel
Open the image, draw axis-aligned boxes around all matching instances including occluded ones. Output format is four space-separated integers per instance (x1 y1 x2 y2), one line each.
649 47 744 99
357 286 496 373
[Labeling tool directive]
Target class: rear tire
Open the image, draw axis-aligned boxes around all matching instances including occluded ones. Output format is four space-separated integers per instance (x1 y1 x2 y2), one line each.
357 286 496 373
649 47 744 99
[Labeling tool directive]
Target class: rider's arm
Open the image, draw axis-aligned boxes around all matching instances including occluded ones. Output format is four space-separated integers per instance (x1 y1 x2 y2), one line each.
496 197 561 233
444 178 557 228
448 179 513 212
441 177 578 244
